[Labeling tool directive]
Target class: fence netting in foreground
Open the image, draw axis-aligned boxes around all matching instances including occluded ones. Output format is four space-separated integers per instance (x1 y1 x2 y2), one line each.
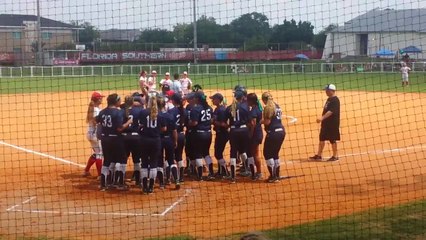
0 0 425 239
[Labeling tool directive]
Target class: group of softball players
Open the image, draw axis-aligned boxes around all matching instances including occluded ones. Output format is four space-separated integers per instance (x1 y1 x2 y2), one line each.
83 72 286 194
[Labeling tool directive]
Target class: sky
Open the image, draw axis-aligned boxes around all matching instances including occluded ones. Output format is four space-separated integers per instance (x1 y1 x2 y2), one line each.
1 0 426 32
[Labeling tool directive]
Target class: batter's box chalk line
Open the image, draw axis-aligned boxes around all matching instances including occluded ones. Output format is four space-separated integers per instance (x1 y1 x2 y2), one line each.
6 189 192 217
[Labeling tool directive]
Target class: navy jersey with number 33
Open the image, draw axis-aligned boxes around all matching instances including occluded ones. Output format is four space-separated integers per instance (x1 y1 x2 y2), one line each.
96 108 123 136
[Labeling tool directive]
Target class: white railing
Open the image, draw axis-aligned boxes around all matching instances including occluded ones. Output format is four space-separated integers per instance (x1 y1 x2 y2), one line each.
1 62 425 78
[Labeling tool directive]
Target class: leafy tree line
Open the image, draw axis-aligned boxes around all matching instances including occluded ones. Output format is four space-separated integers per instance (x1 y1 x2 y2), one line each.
70 12 336 51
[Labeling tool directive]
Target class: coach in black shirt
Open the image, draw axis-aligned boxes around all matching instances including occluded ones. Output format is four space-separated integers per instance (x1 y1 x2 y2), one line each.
310 84 340 162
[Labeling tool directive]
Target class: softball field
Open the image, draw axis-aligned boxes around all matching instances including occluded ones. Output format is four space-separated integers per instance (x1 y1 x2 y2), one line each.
0 89 425 239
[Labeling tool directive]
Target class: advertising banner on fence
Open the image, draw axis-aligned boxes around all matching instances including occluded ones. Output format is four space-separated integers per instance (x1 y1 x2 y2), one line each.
79 51 193 63
53 59 80 65
79 50 322 63
0 53 14 64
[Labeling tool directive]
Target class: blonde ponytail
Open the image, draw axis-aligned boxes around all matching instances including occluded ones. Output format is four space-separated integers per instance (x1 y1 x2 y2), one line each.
230 98 237 118
86 101 95 123
262 92 276 120
149 96 158 120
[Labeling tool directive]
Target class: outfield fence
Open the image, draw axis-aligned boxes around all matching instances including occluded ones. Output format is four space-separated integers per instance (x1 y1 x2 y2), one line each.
1 62 426 78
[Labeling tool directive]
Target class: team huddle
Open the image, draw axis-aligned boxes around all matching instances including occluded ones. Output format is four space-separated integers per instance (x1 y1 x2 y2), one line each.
83 71 287 194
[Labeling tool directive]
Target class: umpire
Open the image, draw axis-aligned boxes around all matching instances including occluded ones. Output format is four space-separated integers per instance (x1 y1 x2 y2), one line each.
310 84 340 162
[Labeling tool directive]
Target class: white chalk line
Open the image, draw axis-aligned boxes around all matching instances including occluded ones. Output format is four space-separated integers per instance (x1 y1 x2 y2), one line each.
6 189 192 217
159 189 192 216
0 140 85 168
338 144 426 159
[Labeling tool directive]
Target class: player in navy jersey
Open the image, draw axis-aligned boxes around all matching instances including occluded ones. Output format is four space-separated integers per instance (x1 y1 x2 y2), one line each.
96 93 132 191
138 95 167 194
210 92 230 178
261 92 286 183
169 93 186 183
158 97 179 190
121 95 144 187
247 93 264 180
184 92 196 177
226 89 252 183
188 91 214 181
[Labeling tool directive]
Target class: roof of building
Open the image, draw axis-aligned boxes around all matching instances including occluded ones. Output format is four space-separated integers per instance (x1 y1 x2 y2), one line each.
100 29 142 42
0 14 76 28
333 8 426 33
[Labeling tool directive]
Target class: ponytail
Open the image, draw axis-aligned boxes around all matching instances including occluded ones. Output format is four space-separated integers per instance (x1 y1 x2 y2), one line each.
149 95 158 120
262 92 276 120
86 100 95 123
200 94 210 109
230 98 237 118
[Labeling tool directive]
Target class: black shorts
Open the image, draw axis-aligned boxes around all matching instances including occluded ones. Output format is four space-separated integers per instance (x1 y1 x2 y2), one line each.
190 131 212 159
263 131 285 160
140 136 161 168
101 137 125 166
319 126 340 142
214 131 229 160
229 128 249 158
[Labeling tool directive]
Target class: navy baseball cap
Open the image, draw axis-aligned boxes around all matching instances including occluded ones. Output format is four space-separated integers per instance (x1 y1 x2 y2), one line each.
234 89 245 99
209 93 224 101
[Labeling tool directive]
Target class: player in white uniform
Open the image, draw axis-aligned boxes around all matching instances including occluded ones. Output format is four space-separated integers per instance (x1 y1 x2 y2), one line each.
83 91 104 177
160 72 173 88
180 71 192 96
138 70 148 92
146 70 158 93
400 62 411 87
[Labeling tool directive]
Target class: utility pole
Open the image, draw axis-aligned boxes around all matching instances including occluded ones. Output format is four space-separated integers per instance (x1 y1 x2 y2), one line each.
192 0 197 64
36 0 42 65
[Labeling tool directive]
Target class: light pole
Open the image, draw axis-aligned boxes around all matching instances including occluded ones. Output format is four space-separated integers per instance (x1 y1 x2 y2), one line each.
192 0 197 64
36 0 42 65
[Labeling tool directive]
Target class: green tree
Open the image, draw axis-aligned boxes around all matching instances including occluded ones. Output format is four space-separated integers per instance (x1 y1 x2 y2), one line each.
244 35 269 51
270 19 314 49
230 12 270 45
138 28 174 43
70 21 100 43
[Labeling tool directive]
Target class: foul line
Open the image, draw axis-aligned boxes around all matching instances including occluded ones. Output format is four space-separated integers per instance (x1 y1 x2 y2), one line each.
339 144 426 159
0 140 85 168
6 189 192 217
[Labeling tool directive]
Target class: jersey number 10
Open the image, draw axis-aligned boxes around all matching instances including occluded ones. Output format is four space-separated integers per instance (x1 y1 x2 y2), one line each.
146 116 158 128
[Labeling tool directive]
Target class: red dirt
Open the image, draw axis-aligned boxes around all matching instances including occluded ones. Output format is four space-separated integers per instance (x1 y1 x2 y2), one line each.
0 89 425 239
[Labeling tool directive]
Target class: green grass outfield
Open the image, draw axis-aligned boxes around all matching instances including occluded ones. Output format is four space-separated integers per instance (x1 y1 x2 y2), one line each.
153 199 425 240
0 73 425 94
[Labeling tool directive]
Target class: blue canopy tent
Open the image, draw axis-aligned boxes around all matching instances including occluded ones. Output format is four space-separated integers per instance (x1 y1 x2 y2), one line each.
375 49 395 56
294 54 309 60
401 46 422 53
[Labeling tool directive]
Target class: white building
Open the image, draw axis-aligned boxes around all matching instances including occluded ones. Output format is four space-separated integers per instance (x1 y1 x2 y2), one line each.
322 8 426 60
